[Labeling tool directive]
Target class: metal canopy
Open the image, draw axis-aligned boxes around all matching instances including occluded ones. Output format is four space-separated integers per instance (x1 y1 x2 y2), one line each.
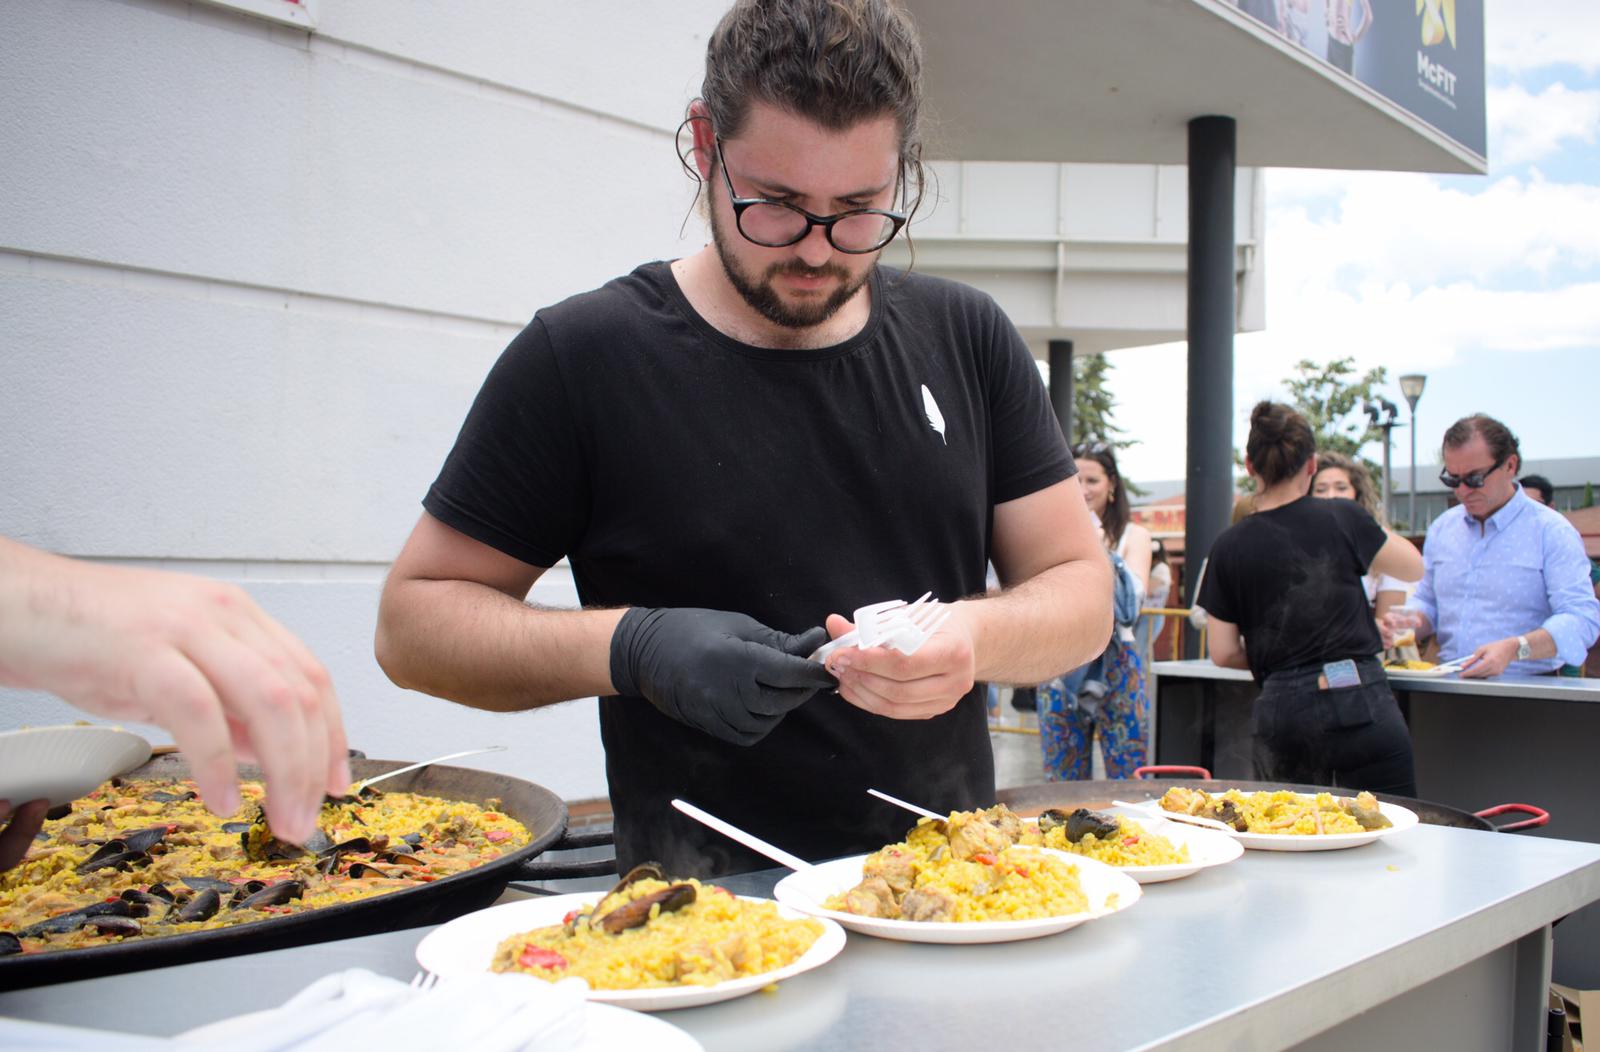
906 0 1485 174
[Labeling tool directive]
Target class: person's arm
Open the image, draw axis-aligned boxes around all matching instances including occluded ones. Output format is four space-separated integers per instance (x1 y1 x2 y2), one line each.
1206 616 1249 670
375 513 833 745
1368 528 1423 583
0 536 348 845
825 476 1112 719
1119 521 1154 598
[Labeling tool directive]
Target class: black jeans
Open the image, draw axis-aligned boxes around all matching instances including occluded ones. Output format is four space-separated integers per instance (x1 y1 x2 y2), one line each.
1252 657 1416 796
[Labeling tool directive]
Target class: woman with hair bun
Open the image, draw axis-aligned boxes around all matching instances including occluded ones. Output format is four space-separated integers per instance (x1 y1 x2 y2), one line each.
1197 402 1424 794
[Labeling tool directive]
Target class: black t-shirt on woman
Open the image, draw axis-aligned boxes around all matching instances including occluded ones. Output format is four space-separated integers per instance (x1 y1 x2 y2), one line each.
421 262 1075 876
1198 496 1387 684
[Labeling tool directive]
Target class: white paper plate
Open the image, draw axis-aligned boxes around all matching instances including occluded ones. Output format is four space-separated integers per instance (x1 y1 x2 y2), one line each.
0 724 152 807
415 893 846 1012
771 849 1141 943
1091 814 1245 883
1130 795 1420 852
1383 664 1456 678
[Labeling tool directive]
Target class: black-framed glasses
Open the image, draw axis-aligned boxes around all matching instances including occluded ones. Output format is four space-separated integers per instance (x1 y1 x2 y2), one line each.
1439 456 1508 490
714 137 907 254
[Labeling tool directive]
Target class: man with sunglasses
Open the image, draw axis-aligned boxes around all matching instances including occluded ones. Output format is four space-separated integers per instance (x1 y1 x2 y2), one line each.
1387 415 1599 678
375 0 1110 876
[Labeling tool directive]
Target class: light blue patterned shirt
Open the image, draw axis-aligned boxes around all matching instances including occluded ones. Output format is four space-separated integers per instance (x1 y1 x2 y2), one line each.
1413 485 1600 673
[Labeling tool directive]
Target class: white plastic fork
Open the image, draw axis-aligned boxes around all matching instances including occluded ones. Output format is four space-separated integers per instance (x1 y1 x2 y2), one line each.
409 971 439 991
810 592 946 662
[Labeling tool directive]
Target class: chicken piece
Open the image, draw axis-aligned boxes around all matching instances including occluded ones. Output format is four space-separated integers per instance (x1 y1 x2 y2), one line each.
946 812 1011 861
976 804 1024 843
862 847 916 897
898 887 955 922
842 877 900 918
1159 787 1210 816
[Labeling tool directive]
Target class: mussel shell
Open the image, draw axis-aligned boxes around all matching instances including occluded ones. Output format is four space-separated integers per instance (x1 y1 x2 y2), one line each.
19 899 139 938
89 915 143 937
172 888 222 923
145 882 177 903
76 841 152 875
226 881 270 908
220 822 252 834
119 888 167 908
1064 808 1121 844
147 790 198 803
121 825 169 854
317 836 373 859
0 933 21 956
1037 808 1071 835
232 881 304 911
596 882 697 934
44 803 72 822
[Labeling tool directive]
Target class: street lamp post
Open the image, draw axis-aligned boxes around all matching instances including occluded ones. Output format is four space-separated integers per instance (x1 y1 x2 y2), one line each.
1365 398 1401 520
1399 374 1427 530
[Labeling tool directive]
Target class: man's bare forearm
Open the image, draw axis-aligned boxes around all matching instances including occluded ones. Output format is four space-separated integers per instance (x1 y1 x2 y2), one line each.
375 577 624 711
963 557 1112 685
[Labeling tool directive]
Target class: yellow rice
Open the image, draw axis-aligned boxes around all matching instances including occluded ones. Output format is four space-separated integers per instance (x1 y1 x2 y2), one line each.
1020 817 1190 866
1224 790 1366 835
491 877 821 989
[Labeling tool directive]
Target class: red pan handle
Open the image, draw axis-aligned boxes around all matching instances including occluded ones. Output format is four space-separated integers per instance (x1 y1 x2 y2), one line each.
1474 803 1549 833
1133 765 1213 780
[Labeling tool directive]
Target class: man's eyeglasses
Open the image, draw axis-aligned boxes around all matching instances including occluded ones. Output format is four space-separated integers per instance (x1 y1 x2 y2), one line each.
715 138 907 254
1439 456 1508 490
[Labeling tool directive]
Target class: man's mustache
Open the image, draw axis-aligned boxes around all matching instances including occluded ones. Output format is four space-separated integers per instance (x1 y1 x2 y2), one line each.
766 261 849 281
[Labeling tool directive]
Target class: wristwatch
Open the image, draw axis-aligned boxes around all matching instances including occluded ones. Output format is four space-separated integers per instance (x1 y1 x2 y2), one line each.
1515 635 1532 661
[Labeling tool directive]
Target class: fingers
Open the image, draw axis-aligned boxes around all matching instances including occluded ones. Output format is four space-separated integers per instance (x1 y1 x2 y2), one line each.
180 629 319 844
777 625 829 658
255 613 351 797
824 613 855 639
131 648 240 816
835 664 970 719
0 799 49 872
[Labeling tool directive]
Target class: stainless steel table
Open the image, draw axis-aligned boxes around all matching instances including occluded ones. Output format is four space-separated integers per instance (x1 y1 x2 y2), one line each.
4 824 1599 1051
1151 658 1600 987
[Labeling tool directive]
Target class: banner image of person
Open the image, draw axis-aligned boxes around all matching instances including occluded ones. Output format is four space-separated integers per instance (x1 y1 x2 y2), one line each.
1223 0 1485 161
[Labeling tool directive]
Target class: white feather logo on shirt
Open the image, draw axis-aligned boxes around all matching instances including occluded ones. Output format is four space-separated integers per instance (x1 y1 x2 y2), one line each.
921 384 947 445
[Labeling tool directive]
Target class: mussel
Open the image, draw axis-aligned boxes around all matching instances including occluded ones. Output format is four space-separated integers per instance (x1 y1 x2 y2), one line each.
1066 808 1121 843
1037 809 1071 835
76 839 153 875
121 825 170 854
88 915 143 937
179 876 237 894
170 888 222 923
0 933 21 957
232 881 304 911
19 899 141 938
595 883 697 933
1209 800 1249 832
147 790 197 803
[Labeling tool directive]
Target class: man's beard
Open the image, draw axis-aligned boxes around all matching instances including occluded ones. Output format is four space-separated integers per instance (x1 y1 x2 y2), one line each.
710 205 870 330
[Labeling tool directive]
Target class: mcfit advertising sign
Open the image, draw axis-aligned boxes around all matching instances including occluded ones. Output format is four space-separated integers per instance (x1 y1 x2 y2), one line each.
1228 0 1486 160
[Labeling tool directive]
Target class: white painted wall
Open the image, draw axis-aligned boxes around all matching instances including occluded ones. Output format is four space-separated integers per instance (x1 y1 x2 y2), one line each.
2 0 1266 805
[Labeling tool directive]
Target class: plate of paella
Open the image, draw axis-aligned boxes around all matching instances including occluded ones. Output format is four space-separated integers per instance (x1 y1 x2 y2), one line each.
414 866 847 1012
0 723 152 808
771 808 1141 943
1147 787 1419 852
1019 806 1243 884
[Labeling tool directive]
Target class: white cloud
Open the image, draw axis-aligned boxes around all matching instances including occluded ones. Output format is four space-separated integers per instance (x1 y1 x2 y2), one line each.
1487 0 1600 75
1487 82 1600 166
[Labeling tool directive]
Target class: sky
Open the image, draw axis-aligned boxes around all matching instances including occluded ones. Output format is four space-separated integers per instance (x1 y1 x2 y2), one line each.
1108 0 1600 488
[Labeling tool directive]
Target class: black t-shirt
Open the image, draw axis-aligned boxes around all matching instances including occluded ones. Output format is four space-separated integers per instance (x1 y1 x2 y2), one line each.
1198 496 1387 684
422 261 1074 876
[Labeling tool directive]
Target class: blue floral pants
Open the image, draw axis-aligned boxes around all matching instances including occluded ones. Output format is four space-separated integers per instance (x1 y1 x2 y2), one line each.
1037 640 1149 781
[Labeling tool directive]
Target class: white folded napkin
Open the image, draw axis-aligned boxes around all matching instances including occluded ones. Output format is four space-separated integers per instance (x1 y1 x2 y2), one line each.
0 969 589 1052
176 969 589 1052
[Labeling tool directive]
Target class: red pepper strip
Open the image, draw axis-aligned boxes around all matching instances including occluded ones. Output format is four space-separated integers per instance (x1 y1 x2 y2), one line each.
518 946 568 970
104 896 120 904
973 852 996 866
562 910 580 925
1014 866 1029 878
1124 836 1140 846
486 830 512 843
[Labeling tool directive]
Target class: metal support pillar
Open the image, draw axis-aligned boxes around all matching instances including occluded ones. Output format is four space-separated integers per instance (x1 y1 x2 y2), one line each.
1049 339 1075 445
1184 116 1236 657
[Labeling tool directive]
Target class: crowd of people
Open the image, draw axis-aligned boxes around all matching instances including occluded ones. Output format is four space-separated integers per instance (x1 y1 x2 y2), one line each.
6 0 1600 878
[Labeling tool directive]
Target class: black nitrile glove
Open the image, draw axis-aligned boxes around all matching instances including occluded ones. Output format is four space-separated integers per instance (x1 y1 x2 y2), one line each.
609 607 836 745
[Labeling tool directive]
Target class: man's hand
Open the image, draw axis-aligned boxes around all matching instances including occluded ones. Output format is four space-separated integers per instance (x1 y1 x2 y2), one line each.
609 608 836 745
822 605 976 719
1460 638 1518 679
0 799 48 872
0 539 350 845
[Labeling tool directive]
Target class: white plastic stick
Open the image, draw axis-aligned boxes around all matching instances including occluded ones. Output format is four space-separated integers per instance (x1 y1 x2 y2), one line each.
671 799 814 872
867 787 944 821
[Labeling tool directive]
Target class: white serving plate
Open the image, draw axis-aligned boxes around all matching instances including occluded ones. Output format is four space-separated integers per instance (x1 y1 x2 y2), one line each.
771 848 1141 943
414 893 845 1012
1090 814 1245 883
1131 794 1420 852
0 724 152 807
1383 664 1457 678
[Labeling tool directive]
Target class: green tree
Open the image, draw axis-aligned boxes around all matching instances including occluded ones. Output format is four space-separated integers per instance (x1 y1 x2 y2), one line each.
1071 353 1144 495
1236 356 1389 493
1584 481 1595 509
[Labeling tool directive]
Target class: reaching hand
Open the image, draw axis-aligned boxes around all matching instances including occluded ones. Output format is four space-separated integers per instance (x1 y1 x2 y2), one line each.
0 539 350 845
608 607 835 745
0 799 48 872
822 606 976 720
